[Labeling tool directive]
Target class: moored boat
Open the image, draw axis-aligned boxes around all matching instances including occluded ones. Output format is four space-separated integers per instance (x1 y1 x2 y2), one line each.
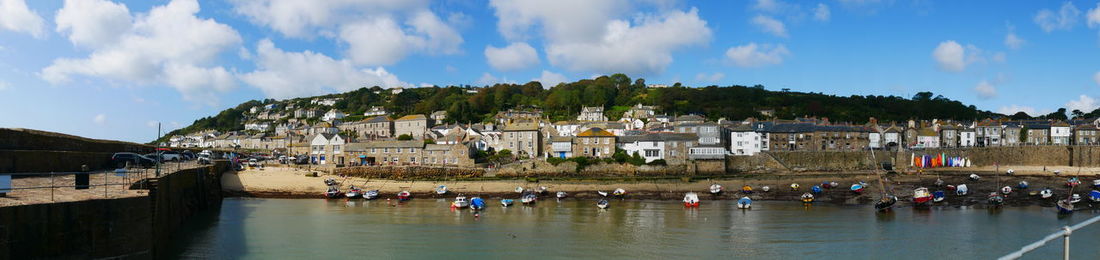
435 185 448 195
741 185 753 194
521 193 537 204
397 191 411 201
597 191 609 197
955 184 969 196
613 188 626 198
1090 190 1100 202
737 197 752 209
324 178 337 186
682 192 700 208
324 187 343 199
811 185 822 194
1040 188 1054 199
538 186 549 195
821 181 833 189
912 187 933 206
932 190 945 203
850 183 865 194
1001 186 1012 195
988 192 1004 206
969 174 980 181
1018 181 1029 189
556 191 567 199
363 190 379 200
875 195 898 212
790 183 800 191
761 186 771 192
597 199 610 209
452 196 470 208
345 186 362 199
1057 199 1074 214
470 197 485 211
1093 179 1100 189
515 187 525 193
800 193 814 203
500 199 514 207
710 184 723 195
1070 194 1082 204
1066 178 1081 187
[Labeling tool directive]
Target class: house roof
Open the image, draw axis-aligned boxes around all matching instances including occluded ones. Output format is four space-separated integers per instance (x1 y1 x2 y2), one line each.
346 140 423 150
618 132 696 142
364 116 392 123
550 136 573 142
674 114 705 122
396 114 427 121
577 127 615 137
503 122 539 131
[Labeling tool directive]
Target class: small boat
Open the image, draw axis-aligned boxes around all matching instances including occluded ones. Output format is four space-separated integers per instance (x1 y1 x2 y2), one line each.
913 187 933 206
1066 178 1081 187
737 197 752 209
521 193 537 204
683 192 700 208
1054 170 1063 176
500 199 514 207
811 185 822 194
597 191 609 197
741 185 753 194
597 199 610 209
988 192 1004 206
875 195 898 211
829 181 839 188
790 183 800 191
515 187 525 193
613 188 626 198
1093 179 1100 189
538 186 549 194
932 190 945 203
1006 169 1015 175
946 185 957 192
800 193 814 203
324 187 343 198
363 190 379 200
324 178 337 186
821 181 833 189
761 186 771 192
710 184 723 194
1040 188 1054 199
435 185 448 195
1070 194 1082 204
955 184 969 196
969 174 980 181
934 178 944 186
1028 190 1039 196
345 186 362 199
556 191 567 199
1057 199 1074 214
1001 186 1012 195
1018 181 1029 189
470 197 486 211
452 196 470 208
397 191 411 201
1089 190 1100 202
850 183 865 194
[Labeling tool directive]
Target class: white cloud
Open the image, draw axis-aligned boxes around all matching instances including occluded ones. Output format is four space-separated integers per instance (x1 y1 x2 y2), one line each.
0 0 46 38
1066 95 1098 113
1034 2 1080 33
1089 3 1100 28
814 3 831 21
997 105 1043 116
724 43 790 68
0 80 8 91
42 0 241 105
751 15 787 37
339 11 463 66
694 72 725 83
55 0 132 48
239 39 407 99
475 72 513 86
490 1 711 75
974 80 996 99
93 114 107 125
533 70 567 88
1005 24 1025 50
932 41 997 72
485 42 539 71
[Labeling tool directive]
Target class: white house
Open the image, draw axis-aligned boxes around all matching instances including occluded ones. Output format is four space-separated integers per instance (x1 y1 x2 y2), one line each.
309 133 345 165
549 137 573 159
553 121 581 136
1051 122 1072 145
322 109 346 122
916 128 940 148
244 121 272 131
960 129 977 147
868 132 882 149
364 106 388 117
729 125 763 156
577 107 607 121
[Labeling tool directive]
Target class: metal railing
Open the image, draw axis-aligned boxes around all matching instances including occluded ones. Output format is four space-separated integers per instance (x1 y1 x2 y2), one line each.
999 214 1100 260
0 160 206 203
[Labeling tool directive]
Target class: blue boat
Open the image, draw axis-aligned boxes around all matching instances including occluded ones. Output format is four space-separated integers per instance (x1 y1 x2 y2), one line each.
500 199 514 207
811 185 822 194
1017 181 1029 189
1090 190 1100 202
470 197 486 210
737 197 752 209
1057 199 1074 214
932 190 945 203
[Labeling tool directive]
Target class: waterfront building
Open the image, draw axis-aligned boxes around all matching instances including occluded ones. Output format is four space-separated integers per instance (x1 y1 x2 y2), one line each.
501 122 542 158
573 127 616 158
394 114 432 139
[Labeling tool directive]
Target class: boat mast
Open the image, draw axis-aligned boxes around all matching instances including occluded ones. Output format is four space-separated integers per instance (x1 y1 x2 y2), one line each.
870 145 888 197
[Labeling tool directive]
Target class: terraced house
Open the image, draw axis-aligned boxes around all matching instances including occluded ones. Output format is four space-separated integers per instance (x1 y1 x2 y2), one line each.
394 114 432 139
573 127 616 158
501 122 541 158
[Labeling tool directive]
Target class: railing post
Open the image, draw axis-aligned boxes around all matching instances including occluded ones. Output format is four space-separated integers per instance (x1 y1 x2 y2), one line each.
1063 226 1071 260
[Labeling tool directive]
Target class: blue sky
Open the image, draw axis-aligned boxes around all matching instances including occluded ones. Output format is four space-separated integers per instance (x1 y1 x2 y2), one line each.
1 0 1100 143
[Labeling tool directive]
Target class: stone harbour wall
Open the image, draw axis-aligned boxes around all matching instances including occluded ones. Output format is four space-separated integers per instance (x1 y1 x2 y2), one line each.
336 166 486 180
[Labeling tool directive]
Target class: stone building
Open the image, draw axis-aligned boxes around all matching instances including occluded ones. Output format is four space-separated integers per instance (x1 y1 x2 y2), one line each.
501 122 541 158
618 132 696 164
422 144 475 167
577 106 607 121
394 114 432 139
573 127 616 158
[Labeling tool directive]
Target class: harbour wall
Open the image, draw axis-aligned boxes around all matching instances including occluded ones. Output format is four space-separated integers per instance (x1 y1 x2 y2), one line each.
0 128 154 173
0 161 228 259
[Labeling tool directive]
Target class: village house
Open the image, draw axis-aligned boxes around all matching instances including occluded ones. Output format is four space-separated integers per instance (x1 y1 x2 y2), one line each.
1024 122 1051 145
573 127 616 158
729 124 763 156
939 125 958 148
549 136 573 159
363 106 388 117
430 110 447 122
360 116 394 139
346 140 422 166
618 132 697 164
960 127 977 147
294 108 319 118
501 122 542 158
553 121 581 137
394 114 432 139
422 143 475 167
1001 122 1022 146
309 134 346 165
577 106 607 121
975 119 1002 147
308 122 339 135
916 128 939 148
494 108 543 125
244 121 272 132
1075 125 1100 145
621 104 657 121
674 114 705 125
322 109 346 122
1051 121 1072 145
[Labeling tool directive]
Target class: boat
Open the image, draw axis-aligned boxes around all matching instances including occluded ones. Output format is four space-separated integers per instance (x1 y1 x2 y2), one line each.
500 199 514 207
1001 186 1012 195
821 181 833 189
790 183 800 191
955 184 969 196
912 188 933 206
324 187 343 198
397 191 411 201
710 184 723 194
811 185 822 194
435 185 448 195
363 190 379 200
470 197 486 211
874 195 898 211
597 199 610 209
1070 194 1082 204
452 196 470 208
1057 199 1074 214
737 197 752 209
1028 190 1039 196
345 186 362 199
613 188 626 198
932 190 945 203
1006 169 1015 175
324 178 337 186
1093 179 1100 189
850 183 865 194
515 187 525 193
521 193 537 204
556 191 567 199
741 185 753 194
969 174 980 181
829 181 839 188
946 185 957 192
597 191 609 197
538 186 549 194
988 192 1004 206
934 178 944 186
683 192 700 208
1040 188 1054 199
1066 178 1081 187
1089 190 1100 202
800 193 814 203
1018 181 1029 189
761 186 771 192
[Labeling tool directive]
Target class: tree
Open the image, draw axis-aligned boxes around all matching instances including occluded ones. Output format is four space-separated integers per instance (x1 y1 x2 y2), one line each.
423 139 436 145
1072 109 1085 119
1009 111 1032 120
397 134 413 140
628 152 646 166
1019 126 1029 144
1042 108 1068 121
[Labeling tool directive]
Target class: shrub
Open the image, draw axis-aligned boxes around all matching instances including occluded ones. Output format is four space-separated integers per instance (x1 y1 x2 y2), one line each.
647 159 667 166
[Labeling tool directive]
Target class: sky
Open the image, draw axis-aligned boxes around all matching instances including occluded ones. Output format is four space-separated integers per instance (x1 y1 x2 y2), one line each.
1 0 1100 143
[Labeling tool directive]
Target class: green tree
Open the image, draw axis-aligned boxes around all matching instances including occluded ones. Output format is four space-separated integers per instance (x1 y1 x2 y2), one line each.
397 134 413 140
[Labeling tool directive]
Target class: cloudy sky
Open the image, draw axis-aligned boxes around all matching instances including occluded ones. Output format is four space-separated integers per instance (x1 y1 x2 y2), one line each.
1 0 1099 142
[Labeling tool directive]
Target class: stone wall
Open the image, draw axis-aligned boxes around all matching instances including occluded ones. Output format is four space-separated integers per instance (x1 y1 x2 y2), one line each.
764 150 896 172
899 146 1078 167
336 166 485 179
149 161 228 255
725 154 787 172
0 128 156 173
0 150 117 173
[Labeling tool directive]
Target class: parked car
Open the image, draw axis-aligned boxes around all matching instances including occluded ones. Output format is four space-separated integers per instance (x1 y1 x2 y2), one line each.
248 158 260 167
197 151 212 164
111 152 155 168
294 155 309 165
160 151 183 161
180 151 196 160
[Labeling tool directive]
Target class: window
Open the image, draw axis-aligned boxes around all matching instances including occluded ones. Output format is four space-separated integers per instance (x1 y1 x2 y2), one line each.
410 148 416 153
397 148 402 153
383 148 389 153
333 145 341 153
644 149 660 157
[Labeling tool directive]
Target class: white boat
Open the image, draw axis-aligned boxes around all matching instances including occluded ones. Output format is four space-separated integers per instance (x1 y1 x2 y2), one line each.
435 185 448 195
597 199 610 209
452 196 470 208
501 199 514 207
363 190 379 200
1093 179 1100 188
790 183 800 191
613 188 626 197
515 187 525 193
597 191 609 197
969 174 980 181
682 192 700 207
737 197 752 209
1001 186 1012 195
538 186 549 194
761 186 771 192
1040 188 1054 199
345 186 362 199
521 193 537 204
556 191 567 199
956 184 969 196
709 184 723 194
1070 194 1082 204
1006 169 1015 175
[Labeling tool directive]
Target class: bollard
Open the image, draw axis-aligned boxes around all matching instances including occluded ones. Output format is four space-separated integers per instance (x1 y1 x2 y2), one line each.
76 165 90 190
1063 226 1071 260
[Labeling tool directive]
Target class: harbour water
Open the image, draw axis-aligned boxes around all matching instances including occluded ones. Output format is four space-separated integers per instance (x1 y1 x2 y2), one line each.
169 198 1100 259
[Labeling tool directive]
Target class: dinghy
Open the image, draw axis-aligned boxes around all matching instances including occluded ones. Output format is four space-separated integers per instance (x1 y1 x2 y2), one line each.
324 178 337 186
396 191 411 201
811 185 823 194
874 195 898 212
435 185 448 195
1001 186 1012 195
1018 181 1029 189
741 185 753 194
363 190 379 200
597 199 610 209
969 174 980 181
1028 190 1039 196
1070 194 1082 204
345 186 362 199
1089 190 1100 202
1066 178 1081 187
470 197 485 211
829 181 840 188
682 192 700 208
800 193 814 203
850 183 865 194
452 196 470 208
538 186 549 195
790 183 800 191
710 184 723 194
556 191 567 199
934 178 944 186
1057 199 1074 214
1040 188 1054 199
521 193 538 205
988 192 1004 206
955 184 969 196
932 190 945 203
913 187 933 206
613 188 626 198
515 187 525 193
1006 169 1015 175
737 197 752 209
324 187 343 199
761 186 771 192
597 191 609 197
821 181 833 189
500 199 514 207
1093 180 1100 189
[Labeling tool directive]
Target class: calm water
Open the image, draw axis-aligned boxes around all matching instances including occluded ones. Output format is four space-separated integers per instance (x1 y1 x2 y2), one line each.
169 198 1100 259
